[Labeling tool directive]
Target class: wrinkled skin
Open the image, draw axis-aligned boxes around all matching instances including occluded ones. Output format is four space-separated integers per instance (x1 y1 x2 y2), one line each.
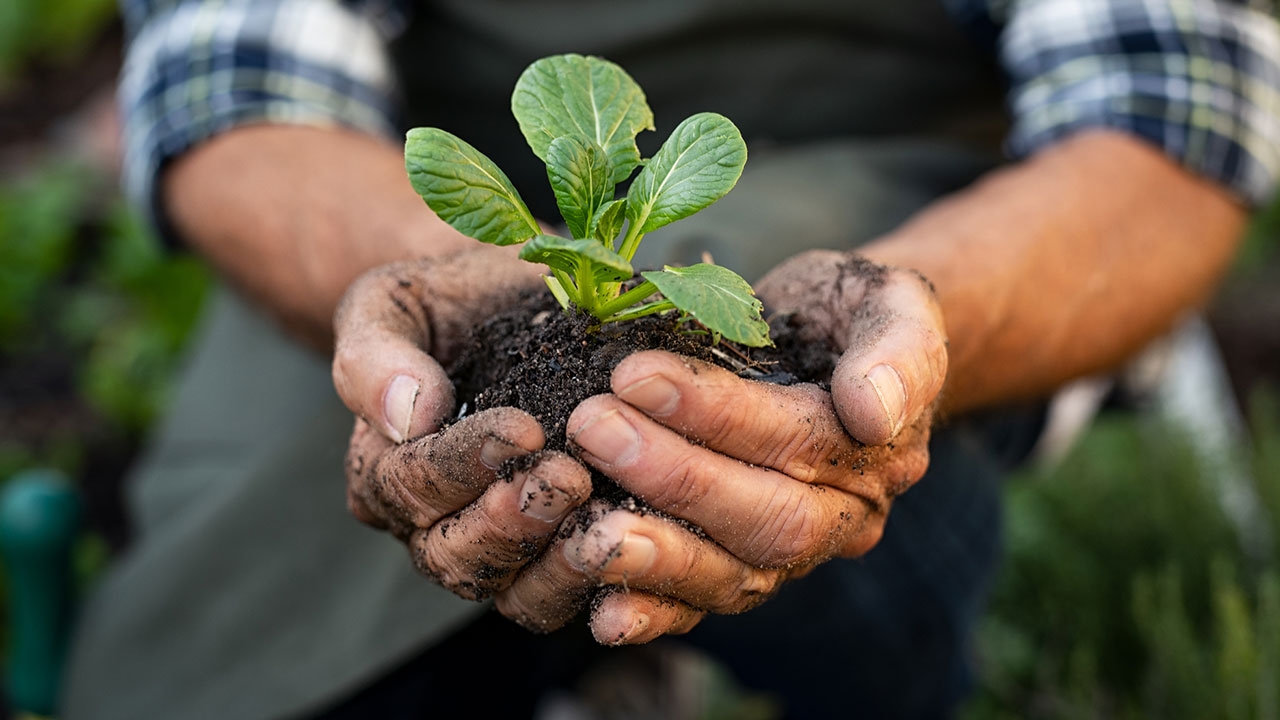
333 248 946 643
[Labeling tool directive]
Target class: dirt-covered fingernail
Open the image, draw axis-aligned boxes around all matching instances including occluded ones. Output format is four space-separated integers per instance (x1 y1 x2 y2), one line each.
616 375 680 417
571 409 640 465
480 437 522 470
866 364 906 438
609 533 657 574
383 375 419 443
518 471 572 523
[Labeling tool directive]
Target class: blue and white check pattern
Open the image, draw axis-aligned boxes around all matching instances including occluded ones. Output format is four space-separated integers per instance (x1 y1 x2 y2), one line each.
119 0 1280 220
119 0 403 219
998 0 1280 206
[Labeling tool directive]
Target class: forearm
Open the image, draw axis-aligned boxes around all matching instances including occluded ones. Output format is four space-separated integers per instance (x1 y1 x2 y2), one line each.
163 124 534 349
861 129 1247 414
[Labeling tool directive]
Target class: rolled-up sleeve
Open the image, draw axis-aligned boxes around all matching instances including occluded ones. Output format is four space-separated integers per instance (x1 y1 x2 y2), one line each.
118 0 405 229
998 0 1280 207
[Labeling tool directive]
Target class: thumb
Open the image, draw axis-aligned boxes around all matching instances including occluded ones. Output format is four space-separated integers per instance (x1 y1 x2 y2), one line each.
830 269 947 446
332 263 455 443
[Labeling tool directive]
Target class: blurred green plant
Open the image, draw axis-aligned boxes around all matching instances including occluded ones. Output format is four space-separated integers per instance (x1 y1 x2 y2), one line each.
0 0 117 89
964 391 1280 720
0 158 208 438
0 158 210 479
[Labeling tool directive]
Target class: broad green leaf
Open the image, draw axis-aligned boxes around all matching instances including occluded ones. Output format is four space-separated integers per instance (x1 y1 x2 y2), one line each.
405 127 540 246
519 234 634 284
642 264 772 347
546 135 614 240
626 112 747 235
589 199 627 247
512 54 655 184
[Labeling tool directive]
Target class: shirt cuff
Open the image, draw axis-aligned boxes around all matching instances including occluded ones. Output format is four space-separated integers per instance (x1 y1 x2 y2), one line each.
1001 0 1280 208
119 0 402 241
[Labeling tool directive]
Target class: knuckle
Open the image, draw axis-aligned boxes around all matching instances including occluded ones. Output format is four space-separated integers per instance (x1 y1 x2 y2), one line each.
745 489 822 567
493 593 550 633
717 568 783 613
765 387 840 482
649 451 712 512
410 529 490 601
372 457 437 528
494 588 575 635
699 395 755 447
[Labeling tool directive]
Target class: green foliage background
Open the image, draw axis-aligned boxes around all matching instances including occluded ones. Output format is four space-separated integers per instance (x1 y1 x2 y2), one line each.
964 399 1280 719
0 159 210 484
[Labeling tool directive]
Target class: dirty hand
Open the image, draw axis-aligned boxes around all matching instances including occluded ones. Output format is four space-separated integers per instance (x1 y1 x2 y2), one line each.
332 248 593 600
495 252 945 643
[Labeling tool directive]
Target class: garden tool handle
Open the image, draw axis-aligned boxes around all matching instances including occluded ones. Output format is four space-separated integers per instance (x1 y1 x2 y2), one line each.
0 470 80 717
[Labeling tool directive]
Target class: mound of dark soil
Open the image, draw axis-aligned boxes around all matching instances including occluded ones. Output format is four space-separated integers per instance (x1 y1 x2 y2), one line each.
447 290 835 494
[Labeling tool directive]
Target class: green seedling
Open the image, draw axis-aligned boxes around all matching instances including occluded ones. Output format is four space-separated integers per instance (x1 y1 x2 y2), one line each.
405 53 772 347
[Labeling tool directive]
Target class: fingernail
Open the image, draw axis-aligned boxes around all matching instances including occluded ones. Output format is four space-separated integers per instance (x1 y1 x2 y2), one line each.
566 531 657 573
480 437 521 470
571 409 640 465
616 375 680 417
615 533 657 573
383 375 419 443
624 612 651 641
866 364 907 438
518 471 571 523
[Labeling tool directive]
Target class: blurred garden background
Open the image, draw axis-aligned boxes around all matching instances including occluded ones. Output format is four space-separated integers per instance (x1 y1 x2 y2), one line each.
1 3 1278 719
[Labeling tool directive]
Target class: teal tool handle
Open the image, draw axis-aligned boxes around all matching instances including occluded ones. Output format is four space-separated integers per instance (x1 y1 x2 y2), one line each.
0 470 80 716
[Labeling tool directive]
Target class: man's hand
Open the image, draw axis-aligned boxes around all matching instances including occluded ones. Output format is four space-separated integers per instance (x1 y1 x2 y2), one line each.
332 250 594 600
494 255 947 643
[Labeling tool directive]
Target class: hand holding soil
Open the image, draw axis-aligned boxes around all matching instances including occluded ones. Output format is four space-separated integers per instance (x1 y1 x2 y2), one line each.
332 248 594 600
491 253 947 643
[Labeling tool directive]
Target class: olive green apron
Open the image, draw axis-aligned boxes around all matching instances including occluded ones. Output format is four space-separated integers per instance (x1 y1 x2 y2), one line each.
62 2 1006 718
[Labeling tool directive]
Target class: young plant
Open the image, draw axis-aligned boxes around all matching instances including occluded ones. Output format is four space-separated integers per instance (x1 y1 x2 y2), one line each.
404 53 772 347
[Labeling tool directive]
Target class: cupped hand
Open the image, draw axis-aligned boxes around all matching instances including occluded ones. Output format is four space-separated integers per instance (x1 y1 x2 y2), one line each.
331 248 593 600
494 252 947 643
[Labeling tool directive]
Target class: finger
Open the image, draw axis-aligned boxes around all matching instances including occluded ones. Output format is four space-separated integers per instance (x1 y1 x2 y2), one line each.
567 397 875 567
408 452 591 599
494 499 618 633
344 418 393 529
559 505 785 613
830 269 947 445
589 590 705 645
611 351 866 484
347 406 544 538
333 263 455 443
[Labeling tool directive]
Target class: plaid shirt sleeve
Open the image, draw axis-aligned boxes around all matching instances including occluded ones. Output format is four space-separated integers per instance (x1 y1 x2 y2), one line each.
993 0 1280 207
118 0 405 229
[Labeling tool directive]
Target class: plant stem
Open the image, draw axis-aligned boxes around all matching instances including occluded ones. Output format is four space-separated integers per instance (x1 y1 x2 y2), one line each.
575 258 597 315
552 268 578 305
600 299 676 325
618 218 646 261
595 280 658 318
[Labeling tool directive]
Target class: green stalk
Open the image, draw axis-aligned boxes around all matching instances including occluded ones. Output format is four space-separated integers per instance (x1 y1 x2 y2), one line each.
617 216 647 262
594 280 659 318
575 258 598 315
599 299 676 325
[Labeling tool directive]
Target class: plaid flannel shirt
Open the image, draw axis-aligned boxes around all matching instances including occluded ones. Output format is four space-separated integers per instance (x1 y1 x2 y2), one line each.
119 0 1280 222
